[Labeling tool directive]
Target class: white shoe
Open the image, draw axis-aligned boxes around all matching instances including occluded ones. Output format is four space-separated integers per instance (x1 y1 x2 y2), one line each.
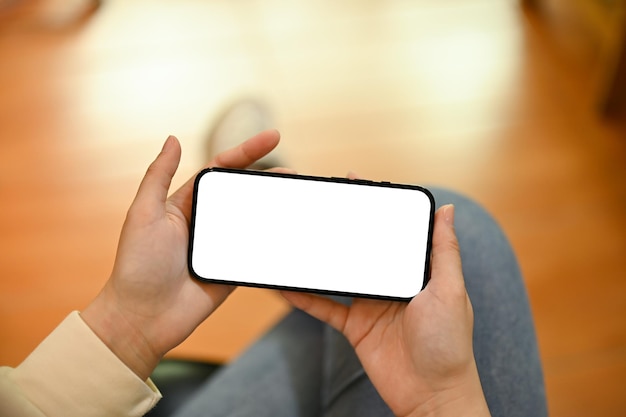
206 99 285 170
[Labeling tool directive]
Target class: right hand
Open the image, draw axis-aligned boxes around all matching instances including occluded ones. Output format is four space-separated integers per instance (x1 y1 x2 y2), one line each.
283 205 491 417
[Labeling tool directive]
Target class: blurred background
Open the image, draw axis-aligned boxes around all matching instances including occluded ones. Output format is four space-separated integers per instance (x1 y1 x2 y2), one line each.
1 0 625 415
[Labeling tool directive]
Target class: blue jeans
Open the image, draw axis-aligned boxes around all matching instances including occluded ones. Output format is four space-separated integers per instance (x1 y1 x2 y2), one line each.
173 188 548 417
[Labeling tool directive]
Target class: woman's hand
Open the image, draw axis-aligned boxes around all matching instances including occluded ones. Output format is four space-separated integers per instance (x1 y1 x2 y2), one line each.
82 130 289 380
282 205 491 417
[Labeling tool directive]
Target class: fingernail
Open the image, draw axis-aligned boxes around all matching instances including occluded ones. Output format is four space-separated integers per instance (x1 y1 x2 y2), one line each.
162 135 175 152
443 204 455 226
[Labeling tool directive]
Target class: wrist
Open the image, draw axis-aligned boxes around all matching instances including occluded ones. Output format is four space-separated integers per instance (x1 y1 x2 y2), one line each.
407 366 491 417
81 292 161 381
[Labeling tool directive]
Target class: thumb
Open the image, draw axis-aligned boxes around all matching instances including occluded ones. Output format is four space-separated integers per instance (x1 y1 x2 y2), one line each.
429 205 465 291
133 135 182 214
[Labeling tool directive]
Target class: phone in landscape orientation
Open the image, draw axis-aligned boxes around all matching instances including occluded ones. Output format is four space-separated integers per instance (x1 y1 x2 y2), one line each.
188 168 435 301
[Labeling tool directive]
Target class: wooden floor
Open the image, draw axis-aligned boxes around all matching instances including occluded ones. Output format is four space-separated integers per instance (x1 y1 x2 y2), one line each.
1 0 625 416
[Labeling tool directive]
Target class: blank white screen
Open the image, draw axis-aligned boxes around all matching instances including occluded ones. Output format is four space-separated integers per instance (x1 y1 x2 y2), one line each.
190 170 433 299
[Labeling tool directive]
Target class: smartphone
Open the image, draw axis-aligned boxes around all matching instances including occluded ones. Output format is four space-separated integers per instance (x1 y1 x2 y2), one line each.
188 168 435 301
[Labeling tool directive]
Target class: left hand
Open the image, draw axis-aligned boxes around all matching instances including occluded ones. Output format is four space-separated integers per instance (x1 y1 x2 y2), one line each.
82 130 291 380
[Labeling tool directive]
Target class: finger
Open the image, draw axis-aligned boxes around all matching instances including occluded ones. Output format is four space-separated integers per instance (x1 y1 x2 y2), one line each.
346 170 360 180
212 129 280 168
281 291 350 333
429 205 465 292
133 136 181 215
167 130 281 220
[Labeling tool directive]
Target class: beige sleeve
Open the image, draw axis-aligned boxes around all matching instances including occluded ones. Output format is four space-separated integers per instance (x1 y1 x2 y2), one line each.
0 311 161 417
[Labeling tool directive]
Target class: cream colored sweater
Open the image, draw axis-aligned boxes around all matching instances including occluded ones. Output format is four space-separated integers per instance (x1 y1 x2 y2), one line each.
0 312 161 417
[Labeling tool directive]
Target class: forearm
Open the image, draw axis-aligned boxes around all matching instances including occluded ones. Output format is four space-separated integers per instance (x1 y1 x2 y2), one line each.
1 312 161 417
82 292 161 381
0 367 47 417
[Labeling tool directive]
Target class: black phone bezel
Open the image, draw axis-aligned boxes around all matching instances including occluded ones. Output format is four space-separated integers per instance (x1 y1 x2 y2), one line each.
188 167 435 301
